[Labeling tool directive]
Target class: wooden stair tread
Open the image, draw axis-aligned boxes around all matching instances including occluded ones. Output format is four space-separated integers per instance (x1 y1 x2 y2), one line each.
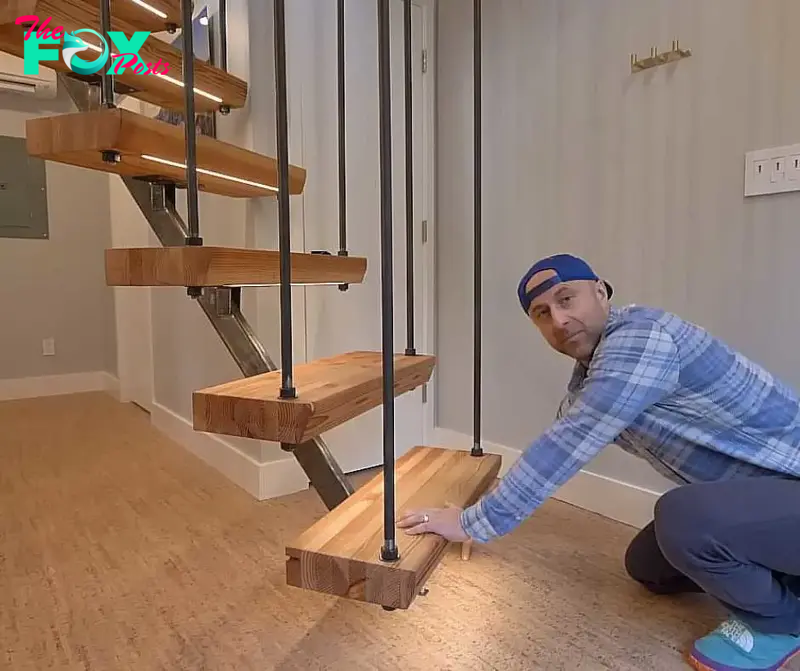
105 246 367 287
105 0 182 32
0 0 246 112
0 0 181 30
192 352 437 444
26 108 306 198
285 445 502 609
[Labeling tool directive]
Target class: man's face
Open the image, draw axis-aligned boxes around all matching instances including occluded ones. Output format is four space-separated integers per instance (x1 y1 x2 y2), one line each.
525 272 610 362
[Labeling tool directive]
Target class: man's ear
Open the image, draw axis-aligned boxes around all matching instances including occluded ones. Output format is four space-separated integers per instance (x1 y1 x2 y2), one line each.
595 280 608 300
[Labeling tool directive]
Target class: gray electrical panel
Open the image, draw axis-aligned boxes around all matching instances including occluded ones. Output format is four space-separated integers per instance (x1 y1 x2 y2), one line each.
0 135 49 240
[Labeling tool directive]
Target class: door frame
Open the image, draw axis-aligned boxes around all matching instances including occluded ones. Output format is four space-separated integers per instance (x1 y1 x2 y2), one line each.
417 0 437 444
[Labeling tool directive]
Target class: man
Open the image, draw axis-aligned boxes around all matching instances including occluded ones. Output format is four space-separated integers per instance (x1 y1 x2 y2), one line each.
397 253 800 671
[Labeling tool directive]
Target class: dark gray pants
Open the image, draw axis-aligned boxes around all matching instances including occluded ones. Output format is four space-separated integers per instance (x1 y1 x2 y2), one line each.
624 477 800 635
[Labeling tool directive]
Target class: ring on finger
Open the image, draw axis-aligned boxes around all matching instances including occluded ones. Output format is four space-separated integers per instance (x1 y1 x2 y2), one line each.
422 514 429 523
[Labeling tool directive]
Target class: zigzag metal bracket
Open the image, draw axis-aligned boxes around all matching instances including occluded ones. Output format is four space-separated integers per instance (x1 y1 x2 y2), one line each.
60 74 355 510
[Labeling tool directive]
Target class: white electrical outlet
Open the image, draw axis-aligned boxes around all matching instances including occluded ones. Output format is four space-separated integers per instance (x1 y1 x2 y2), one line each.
42 338 55 356
745 143 800 196
789 155 800 181
771 157 785 183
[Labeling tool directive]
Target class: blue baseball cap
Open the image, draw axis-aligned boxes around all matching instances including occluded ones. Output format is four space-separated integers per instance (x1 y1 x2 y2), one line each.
517 253 613 314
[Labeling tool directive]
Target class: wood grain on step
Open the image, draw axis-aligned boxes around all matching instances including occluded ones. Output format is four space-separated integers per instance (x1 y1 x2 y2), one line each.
26 108 304 198
107 0 182 32
192 352 437 444
0 0 181 30
104 246 366 287
286 445 502 609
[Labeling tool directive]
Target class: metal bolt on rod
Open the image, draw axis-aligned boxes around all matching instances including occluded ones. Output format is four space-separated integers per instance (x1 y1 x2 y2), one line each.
182 0 202 247
472 0 484 457
274 0 296 400
377 0 398 564
403 0 416 357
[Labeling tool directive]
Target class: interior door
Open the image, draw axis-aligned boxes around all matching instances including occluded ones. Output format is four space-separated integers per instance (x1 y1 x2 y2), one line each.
109 163 155 413
388 0 427 466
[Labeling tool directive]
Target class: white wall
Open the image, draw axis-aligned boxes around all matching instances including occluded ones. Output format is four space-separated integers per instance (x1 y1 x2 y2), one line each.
435 0 800 506
0 88 117 388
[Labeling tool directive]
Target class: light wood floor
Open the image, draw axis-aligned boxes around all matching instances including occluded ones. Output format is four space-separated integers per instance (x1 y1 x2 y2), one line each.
1 392 735 670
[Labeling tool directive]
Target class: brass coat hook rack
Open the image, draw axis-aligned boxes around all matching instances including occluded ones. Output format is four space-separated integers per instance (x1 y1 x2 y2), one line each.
631 40 691 73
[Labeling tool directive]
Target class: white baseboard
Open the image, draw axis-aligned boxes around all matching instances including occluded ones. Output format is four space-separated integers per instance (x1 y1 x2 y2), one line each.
149 401 308 501
432 428 659 530
0 371 120 401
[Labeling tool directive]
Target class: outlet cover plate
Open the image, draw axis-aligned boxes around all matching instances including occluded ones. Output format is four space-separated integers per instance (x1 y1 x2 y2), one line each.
745 143 800 197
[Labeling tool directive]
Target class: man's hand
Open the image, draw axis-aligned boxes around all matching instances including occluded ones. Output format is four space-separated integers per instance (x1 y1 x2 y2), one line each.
396 504 470 542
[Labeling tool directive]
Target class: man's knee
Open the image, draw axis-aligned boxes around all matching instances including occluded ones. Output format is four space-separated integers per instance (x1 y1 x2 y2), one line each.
624 524 659 584
624 521 686 594
653 485 714 569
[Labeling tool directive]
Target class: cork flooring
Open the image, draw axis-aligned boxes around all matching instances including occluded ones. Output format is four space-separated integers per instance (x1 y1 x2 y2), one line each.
0 391 736 670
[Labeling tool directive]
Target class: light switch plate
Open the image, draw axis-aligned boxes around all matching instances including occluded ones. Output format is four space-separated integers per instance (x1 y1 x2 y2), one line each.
745 143 800 196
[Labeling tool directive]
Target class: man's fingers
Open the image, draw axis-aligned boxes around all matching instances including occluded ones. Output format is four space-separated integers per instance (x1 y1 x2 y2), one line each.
403 522 428 536
397 510 428 529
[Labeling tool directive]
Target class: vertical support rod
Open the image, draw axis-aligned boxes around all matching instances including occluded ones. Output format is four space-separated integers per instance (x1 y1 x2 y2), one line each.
377 0 398 563
336 0 347 258
403 0 415 357
218 0 229 72
472 0 483 457
99 0 114 108
274 0 296 399
182 0 202 245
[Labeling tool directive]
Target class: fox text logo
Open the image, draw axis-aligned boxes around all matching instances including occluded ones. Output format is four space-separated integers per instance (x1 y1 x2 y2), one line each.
17 16 169 77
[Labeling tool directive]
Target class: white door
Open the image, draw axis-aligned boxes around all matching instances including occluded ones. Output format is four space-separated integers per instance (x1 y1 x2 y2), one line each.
109 164 155 413
302 0 432 474
388 0 428 465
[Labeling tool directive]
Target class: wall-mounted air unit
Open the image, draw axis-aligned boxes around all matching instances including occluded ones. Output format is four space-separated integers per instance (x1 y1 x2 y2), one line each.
0 51 57 99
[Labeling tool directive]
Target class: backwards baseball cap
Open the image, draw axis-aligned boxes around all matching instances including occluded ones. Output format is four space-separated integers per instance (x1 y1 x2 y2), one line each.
517 253 613 315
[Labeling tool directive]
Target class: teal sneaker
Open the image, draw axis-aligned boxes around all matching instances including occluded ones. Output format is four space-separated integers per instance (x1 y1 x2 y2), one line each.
689 618 800 670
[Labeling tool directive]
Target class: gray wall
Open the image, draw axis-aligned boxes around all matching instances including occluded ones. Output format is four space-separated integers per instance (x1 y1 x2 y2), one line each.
0 90 117 381
436 0 800 493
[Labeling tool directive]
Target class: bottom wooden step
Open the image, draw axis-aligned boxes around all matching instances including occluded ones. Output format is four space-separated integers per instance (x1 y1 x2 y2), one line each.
285 445 502 610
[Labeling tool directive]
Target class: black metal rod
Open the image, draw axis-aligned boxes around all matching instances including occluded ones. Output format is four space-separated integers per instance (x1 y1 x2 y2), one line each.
403 0 415 357
99 0 114 107
274 0 296 399
377 0 398 563
472 0 483 457
337 0 347 257
218 0 228 72
182 0 201 245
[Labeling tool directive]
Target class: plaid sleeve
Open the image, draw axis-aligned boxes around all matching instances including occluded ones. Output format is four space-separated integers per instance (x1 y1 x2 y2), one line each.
460 320 681 543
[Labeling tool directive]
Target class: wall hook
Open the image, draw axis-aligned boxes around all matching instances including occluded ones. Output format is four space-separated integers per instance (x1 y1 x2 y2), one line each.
631 39 691 73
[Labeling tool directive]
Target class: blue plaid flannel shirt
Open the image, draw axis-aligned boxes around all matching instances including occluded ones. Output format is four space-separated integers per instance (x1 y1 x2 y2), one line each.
460 304 800 543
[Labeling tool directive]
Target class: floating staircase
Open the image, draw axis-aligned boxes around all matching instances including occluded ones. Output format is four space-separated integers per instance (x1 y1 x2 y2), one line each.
0 0 247 112
26 108 306 198
2 0 502 610
286 445 502 609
